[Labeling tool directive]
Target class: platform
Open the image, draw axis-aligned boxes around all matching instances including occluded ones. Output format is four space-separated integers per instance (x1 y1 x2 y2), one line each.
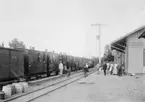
31 72 145 102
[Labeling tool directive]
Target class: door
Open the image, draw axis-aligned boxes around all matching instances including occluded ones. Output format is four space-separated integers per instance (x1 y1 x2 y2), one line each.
10 50 24 78
24 54 29 76
0 49 10 81
46 55 50 76
128 47 143 73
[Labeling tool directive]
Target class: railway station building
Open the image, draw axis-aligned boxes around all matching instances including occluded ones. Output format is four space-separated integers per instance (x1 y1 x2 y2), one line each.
111 25 145 74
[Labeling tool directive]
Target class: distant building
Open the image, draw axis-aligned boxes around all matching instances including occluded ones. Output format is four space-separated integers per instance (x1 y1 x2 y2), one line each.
111 25 145 74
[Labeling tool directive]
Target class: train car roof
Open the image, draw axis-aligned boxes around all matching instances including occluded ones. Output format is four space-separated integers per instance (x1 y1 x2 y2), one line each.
0 47 25 52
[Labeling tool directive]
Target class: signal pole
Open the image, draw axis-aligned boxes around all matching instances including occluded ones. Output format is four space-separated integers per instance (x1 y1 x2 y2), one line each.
91 23 107 64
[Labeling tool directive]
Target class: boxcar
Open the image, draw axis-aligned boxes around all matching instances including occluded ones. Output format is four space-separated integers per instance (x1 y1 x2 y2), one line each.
24 50 47 78
0 48 10 82
48 52 59 75
0 48 24 82
10 49 24 79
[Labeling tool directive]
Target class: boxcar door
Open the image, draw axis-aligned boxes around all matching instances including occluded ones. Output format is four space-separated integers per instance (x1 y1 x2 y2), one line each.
36 52 42 74
24 54 29 76
0 49 10 81
46 54 50 76
10 50 24 79
42 52 47 74
28 51 38 75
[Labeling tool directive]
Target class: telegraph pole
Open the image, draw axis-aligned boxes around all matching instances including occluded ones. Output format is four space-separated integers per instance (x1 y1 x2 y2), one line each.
91 23 107 64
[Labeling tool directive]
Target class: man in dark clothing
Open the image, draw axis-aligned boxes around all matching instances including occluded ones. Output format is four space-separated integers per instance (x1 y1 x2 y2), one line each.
103 62 107 76
117 64 122 76
84 63 89 77
75 63 77 72
66 61 71 77
66 61 69 70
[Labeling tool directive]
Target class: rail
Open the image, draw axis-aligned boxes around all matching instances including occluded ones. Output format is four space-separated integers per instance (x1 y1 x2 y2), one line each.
4 68 96 102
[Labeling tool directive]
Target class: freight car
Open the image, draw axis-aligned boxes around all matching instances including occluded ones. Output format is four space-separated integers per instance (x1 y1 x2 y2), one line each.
24 49 48 79
0 47 24 82
0 47 94 82
48 52 59 76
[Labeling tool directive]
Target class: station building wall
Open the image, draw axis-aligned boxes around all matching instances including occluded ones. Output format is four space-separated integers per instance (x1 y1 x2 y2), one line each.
126 29 145 74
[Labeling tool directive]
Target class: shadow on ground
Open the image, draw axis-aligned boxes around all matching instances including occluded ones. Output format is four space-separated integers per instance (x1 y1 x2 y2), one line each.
77 82 95 85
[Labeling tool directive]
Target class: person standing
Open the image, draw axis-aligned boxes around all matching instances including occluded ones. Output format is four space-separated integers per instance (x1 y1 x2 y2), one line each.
113 64 118 75
109 63 114 75
103 62 107 76
122 63 125 75
117 64 122 76
63 62 67 74
59 61 63 75
75 63 77 72
66 61 71 77
96 63 100 74
84 63 88 77
106 62 109 70
106 62 110 74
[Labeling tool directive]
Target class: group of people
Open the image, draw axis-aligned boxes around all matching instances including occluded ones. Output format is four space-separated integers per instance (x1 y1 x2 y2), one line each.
59 61 90 78
59 60 125 77
58 61 72 77
99 61 125 76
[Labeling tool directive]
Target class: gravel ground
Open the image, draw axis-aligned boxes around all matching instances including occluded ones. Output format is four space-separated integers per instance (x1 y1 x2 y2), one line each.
31 72 145 102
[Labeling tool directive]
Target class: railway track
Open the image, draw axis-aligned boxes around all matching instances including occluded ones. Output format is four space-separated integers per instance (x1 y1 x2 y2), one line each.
3 68 96 102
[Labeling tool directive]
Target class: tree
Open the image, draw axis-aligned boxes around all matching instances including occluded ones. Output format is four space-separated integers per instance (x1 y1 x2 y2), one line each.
9 38 26 49
92 57 99 65
103 44 114 62
104 44 111 56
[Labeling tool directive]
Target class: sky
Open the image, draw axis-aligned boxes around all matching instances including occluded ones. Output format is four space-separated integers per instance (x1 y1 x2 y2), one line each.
0 0 145 58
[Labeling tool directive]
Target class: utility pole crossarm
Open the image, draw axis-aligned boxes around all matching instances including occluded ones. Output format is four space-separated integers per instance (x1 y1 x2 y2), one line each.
91 24 107 26
91 24 100 26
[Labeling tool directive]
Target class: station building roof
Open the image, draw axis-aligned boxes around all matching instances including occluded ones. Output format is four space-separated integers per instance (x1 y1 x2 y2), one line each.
110 25 145 52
